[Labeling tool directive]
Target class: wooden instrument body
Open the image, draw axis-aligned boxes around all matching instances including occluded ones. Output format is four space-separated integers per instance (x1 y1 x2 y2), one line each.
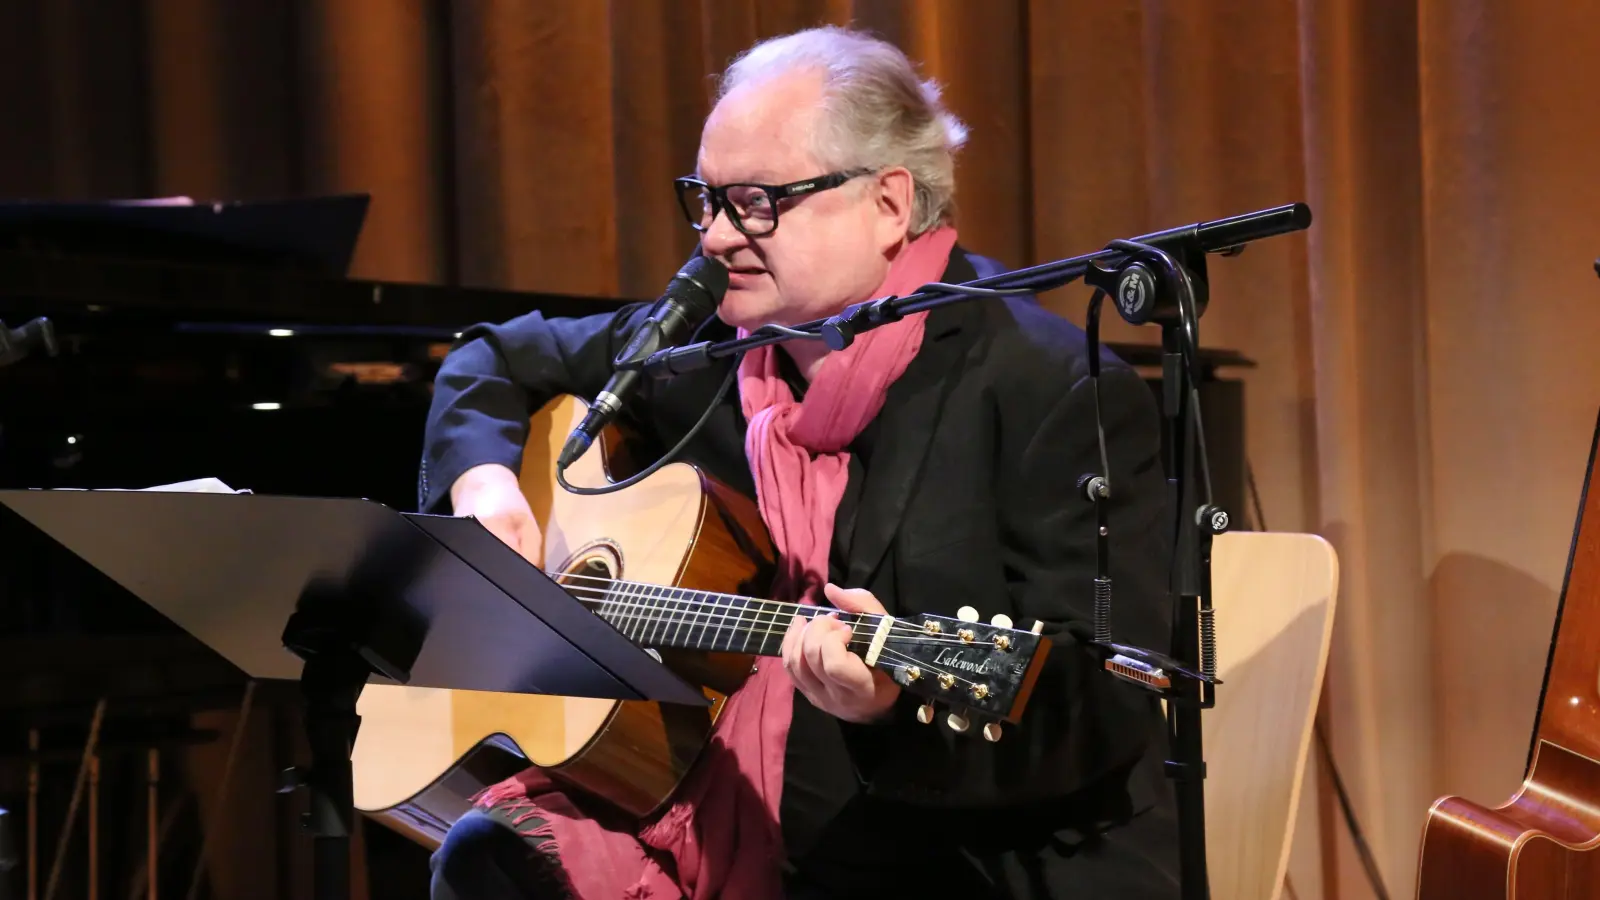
1415 418 1600 898
350 397 776 849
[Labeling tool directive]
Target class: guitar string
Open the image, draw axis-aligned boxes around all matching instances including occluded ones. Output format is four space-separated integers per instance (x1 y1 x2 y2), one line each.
553 579 1013 695
568 596 1011 672
560 584 999 648
591 591 997 697
568 588 949 642
560 584 1003 693
553 570 970 632
553 571 1017 640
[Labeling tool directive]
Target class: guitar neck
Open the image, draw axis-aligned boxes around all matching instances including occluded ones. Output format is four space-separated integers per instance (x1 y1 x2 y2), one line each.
561 574 1054 729
570 579 868 658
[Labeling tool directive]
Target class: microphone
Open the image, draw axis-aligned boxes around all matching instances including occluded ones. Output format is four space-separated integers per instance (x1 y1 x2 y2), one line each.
556 254 729 471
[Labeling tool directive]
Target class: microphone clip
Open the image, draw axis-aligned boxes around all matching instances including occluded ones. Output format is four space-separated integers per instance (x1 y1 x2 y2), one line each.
1078 473 1113 646
1083 240 1210 328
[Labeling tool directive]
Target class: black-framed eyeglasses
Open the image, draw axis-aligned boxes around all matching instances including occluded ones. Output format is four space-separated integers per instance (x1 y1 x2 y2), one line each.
673 169 874 236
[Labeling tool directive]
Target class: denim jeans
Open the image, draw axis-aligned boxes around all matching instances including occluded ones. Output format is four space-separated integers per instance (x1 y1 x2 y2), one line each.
428 806 570 900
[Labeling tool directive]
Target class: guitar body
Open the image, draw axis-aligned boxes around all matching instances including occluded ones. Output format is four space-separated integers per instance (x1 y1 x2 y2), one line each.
351 396 776 849
1415 414 1600 898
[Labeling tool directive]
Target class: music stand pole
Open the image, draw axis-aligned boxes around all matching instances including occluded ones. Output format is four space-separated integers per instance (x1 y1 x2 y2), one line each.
277 614 378 900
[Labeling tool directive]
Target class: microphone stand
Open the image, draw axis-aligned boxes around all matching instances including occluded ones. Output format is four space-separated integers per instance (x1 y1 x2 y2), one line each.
623 202 1312 900
1081 237 1230 900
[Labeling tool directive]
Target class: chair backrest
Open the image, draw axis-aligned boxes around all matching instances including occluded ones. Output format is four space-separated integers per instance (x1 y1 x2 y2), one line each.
1201 531 1340 900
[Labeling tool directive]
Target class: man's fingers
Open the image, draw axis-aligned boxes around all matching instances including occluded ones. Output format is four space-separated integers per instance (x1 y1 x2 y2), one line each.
481 515 521 551
786 618 827 697
823 583 887 615
516 520 544 567
802 614 863 699
801 615 834 678
781 614 804 669
818 636 872 694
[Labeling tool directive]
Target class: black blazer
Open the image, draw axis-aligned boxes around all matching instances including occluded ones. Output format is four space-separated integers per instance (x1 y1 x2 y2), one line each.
419 247 1173 821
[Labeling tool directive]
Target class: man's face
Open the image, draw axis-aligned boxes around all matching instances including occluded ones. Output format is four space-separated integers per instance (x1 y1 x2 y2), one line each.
693 71 912 331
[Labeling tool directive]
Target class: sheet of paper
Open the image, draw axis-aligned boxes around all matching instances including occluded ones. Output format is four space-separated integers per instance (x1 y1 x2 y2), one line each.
50 477 249 494
128 477 245 494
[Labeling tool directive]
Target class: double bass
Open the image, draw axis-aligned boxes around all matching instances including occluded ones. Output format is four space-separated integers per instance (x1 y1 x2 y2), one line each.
1415 411 1600 897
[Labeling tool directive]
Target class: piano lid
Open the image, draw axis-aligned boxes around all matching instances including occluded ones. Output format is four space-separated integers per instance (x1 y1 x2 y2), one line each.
0 193 628 327
0 193 370 275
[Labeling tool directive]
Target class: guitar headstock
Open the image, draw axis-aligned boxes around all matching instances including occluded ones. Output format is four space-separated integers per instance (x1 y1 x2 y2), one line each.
866 606 1052 741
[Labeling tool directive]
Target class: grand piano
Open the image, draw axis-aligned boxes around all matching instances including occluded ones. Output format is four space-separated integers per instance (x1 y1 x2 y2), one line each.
0 194 1253 899
0 195 635 899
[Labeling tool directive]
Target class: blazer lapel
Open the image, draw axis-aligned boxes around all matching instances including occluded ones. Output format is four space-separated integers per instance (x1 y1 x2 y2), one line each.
845 252 982 587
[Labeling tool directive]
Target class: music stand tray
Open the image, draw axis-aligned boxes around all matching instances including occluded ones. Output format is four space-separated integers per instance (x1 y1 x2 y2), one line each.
0 488 706 900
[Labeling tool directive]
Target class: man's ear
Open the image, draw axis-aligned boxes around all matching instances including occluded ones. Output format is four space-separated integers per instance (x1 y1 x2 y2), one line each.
873 167 916 251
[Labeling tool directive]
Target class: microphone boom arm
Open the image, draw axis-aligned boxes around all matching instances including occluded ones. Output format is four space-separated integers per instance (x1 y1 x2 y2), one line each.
621 203 1310 377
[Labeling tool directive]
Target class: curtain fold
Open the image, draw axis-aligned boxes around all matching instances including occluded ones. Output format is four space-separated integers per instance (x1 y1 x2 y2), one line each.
8 1 1600 896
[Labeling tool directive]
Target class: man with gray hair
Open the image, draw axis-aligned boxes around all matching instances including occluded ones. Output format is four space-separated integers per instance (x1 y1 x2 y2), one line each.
422 25 1178 899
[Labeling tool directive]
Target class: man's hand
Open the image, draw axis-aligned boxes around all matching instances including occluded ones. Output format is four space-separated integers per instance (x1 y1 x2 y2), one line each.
450 463 543 567
779 583 900 723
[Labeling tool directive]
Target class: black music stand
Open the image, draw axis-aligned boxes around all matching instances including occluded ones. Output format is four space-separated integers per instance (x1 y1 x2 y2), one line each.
0 488 707 900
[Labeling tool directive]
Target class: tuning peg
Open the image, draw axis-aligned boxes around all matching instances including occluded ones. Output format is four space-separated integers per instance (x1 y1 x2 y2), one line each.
957 606 979 623
982 723 1003 742
947 711 970 733
916 702 935 724
990 613 1013 629
1031 620 1044 635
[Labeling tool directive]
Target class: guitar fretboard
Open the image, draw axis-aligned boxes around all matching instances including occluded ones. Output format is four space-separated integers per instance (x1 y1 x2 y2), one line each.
566 579 866 657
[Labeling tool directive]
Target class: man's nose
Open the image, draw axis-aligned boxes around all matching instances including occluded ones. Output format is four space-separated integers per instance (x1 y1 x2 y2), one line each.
699 207 747 258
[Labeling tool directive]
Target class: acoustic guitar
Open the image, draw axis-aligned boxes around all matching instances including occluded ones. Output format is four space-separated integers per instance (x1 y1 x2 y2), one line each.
349 395 1053 850
1414 412 1600 898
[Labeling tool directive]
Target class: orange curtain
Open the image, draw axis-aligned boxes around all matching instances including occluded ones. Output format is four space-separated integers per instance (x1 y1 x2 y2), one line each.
9 1 1600 896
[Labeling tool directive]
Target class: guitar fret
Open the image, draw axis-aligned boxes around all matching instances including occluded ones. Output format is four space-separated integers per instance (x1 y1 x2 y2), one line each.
596 583 616 630
700 586 726 646
664 587 683 648
603 582 624 636
697 586 723 646
627 582 652 643
678 587 704 651
620 581 641 641
609 582 629 636
648 584 670 648
743 598 767 654
646 584 671 648
753 599 783 656
660 586 684 648
716 591 734 652
698 590 719 651
737 595 756 653
681 587 704 651
671 586 696 651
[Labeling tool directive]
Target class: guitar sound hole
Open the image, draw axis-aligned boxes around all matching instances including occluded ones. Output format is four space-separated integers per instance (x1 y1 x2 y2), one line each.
553 541 623 605
572 556 614 582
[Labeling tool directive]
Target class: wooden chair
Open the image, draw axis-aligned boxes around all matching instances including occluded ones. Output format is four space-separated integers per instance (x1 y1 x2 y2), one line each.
1197 531 1340 900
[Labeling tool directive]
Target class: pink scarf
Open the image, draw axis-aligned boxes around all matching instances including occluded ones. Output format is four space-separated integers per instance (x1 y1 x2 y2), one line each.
475 226 958 899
